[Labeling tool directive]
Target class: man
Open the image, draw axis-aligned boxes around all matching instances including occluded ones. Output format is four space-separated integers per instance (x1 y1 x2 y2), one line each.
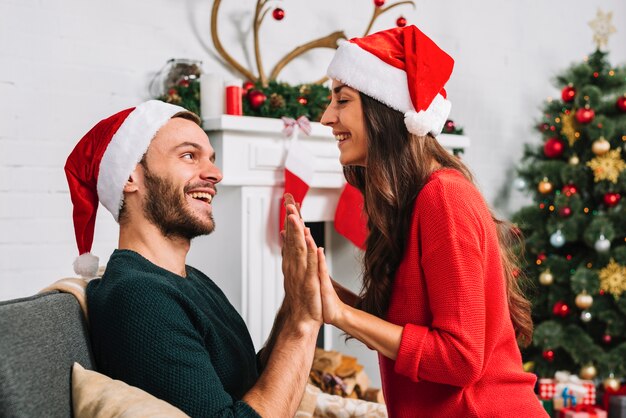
65 100 321 417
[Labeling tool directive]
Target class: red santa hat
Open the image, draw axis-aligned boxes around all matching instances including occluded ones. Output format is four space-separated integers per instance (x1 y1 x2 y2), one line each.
64 100 187 277
326 25 454 137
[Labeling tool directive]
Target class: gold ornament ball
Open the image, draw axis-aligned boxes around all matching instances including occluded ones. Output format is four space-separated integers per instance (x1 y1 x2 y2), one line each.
569 155 580 165
575 291 593 309
603 375 621 391
580 364 597 380
539 270 554 286
538 180 553 194
592 138 611 156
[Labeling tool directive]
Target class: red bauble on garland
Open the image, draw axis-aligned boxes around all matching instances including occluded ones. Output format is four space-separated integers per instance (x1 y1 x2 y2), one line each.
617 95 626 112
542 350 555 362
544 137 566 158
604 192 621 207
561 85 576 102
396 16 407 27
272 8 285 20
247 90 267 110
562 184 578 197
297 96 308 105
242 81 255 93
576 107 595 124
553 301 570 317
374 0 385 6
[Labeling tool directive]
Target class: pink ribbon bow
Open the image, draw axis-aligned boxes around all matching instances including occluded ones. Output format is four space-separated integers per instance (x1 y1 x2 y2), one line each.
282 116 312 137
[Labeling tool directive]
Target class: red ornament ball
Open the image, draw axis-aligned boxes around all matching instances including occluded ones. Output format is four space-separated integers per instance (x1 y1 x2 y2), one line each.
544 137 566 158
444 119 456 133
247 90 267 110
561 85 576 102
603 334 612 344
553 301 570 317
297 96 308 105
617 95 626 112
562 184 578 197
542 350 555 362
374 0 385 6
272 8 285 20
604 192 621 207
396 16 407 27
538 252 547 261
539 123 550 132
242 81 255 93
576 107 595 124
559 207 572 218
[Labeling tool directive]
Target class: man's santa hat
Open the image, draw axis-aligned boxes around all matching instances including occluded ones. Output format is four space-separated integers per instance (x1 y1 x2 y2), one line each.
64 100 187 278
326 25 454 137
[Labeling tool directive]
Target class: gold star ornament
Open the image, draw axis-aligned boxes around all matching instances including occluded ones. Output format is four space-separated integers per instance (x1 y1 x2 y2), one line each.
589 9 617 50
599 258 626 299
586 149 626 183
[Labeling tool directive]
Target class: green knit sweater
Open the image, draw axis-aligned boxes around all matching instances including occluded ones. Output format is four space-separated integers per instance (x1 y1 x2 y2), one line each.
87 249 261 417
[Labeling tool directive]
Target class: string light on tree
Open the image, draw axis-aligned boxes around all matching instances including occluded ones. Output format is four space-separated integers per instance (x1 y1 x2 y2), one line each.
602 334 612 344
559 206 572 218
569 155 580 165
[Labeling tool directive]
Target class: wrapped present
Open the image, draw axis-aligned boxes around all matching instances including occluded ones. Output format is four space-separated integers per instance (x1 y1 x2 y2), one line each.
602 386 626 411
609 396 626 418
539 371 596 405
560 404 607 418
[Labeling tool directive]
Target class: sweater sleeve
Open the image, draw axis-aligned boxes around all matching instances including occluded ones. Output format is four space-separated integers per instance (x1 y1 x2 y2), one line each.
394 178 487 387
88 278 261 418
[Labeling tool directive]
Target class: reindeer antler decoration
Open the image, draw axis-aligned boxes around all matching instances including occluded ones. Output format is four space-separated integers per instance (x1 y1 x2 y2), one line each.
211 0 415 86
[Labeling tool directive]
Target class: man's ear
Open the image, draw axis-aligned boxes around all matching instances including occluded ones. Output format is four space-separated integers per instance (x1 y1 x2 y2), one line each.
123 166 141 193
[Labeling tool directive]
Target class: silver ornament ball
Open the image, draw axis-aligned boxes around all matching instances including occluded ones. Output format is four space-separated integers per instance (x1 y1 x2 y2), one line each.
513 178 527 191
550 230 566 248
594 235 611 253
580 310 592 323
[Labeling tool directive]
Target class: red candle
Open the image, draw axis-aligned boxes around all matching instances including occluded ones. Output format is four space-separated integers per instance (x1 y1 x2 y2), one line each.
225 81 243 115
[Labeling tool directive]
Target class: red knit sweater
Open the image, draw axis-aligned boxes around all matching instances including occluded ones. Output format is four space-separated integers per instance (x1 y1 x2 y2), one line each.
380 169 547 418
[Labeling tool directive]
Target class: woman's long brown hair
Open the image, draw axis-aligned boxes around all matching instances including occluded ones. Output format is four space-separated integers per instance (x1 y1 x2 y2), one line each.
345 93 533 347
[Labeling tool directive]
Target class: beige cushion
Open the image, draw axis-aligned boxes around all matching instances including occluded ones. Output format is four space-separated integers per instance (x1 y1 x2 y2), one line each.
71 363 190 418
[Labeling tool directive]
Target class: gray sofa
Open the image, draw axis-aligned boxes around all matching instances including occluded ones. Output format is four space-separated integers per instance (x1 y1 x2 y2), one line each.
0 291 94 418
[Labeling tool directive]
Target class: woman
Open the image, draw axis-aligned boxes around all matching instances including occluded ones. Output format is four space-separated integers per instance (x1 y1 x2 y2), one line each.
313 26 547 417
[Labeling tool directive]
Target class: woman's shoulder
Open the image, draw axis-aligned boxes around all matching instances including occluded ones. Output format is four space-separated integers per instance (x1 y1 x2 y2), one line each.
420 168 481 201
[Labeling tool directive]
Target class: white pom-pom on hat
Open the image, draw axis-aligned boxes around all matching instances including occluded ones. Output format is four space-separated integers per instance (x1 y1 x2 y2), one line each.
73 253 99 278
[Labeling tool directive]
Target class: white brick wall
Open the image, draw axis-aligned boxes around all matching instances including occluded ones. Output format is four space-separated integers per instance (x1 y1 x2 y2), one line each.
1 0 625 386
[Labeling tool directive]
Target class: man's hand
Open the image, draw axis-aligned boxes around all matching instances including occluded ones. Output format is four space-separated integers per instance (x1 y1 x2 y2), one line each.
281 194 322 325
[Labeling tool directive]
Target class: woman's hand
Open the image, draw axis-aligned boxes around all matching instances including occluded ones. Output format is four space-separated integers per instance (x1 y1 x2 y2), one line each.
317 247 346 326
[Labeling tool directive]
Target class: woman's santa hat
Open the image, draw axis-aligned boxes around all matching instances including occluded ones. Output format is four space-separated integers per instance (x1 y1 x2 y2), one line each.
326 25 454 136
64 100 187 277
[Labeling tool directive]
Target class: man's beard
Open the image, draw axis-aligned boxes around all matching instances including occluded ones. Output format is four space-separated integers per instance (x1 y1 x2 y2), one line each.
142 166 215 241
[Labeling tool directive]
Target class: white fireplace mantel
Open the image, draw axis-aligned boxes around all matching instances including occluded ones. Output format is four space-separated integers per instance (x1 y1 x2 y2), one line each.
187 115 470 350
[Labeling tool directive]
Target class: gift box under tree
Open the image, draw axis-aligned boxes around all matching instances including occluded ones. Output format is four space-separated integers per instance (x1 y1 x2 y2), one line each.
539 371 596 405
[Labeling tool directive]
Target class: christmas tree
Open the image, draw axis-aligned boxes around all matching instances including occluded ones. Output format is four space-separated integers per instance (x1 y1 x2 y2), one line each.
512 10 626 388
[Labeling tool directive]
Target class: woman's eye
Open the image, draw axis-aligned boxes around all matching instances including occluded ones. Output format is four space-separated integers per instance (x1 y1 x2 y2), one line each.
182 153 193 160
337 99 348 105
